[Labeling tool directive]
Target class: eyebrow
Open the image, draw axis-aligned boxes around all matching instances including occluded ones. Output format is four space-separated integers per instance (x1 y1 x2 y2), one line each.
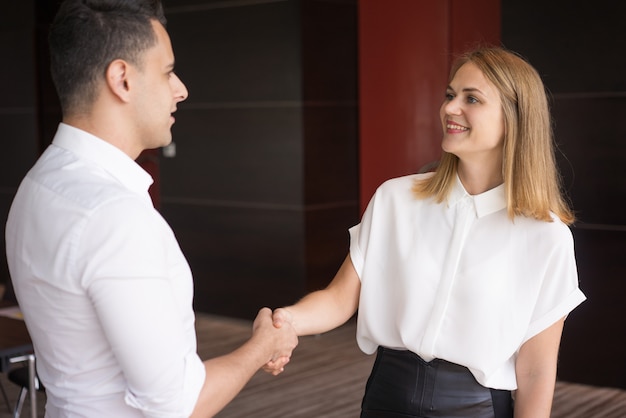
446 85 487 96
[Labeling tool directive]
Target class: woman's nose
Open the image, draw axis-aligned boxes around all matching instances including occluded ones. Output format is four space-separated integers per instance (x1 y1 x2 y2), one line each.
442 98 461 115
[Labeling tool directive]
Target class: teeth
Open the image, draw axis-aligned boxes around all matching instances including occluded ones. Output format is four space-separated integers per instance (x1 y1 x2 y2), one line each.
447 123 468 131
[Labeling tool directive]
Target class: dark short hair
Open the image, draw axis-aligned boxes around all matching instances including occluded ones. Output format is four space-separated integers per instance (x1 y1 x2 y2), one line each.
49 0 167 114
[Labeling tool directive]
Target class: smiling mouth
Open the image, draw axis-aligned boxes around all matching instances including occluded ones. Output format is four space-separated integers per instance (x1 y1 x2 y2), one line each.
446 123 469 131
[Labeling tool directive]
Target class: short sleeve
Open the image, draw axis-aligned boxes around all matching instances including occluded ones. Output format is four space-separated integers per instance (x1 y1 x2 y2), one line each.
349 188 381 280
523 223 586 342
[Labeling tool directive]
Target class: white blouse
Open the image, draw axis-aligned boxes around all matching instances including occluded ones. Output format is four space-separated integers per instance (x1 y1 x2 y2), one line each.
349 173 585 390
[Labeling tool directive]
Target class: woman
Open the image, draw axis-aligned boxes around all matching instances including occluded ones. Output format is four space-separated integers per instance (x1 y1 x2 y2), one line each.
267 47 586 418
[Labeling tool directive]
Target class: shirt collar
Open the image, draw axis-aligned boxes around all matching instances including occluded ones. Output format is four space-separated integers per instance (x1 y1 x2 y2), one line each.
52 123 154 196
448 174 506 218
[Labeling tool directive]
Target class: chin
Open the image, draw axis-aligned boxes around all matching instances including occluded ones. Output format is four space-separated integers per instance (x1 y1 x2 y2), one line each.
159 134 173 147
441 140 457 154
441 145 462 160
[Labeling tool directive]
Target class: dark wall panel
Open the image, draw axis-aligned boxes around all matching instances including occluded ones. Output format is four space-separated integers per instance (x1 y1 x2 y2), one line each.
0 2 37 109
300 0 359 291
502 1 626 93
558 228 626 389
553 96 626 226
304 204 354 292
303 106 358 205
0 1 38 290
0 114 38 187
166 1 302 103
161 203 306 318
163 107 304 204
301 0 358 102
161 0 358 317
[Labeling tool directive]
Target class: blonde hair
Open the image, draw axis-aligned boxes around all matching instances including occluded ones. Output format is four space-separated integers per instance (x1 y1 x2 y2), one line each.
413 46 574 224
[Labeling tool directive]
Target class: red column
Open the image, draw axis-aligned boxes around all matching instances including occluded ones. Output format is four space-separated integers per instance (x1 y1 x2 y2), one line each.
358 0 500 211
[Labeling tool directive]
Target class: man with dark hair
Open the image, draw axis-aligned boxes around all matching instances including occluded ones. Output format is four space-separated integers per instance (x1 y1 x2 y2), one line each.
5 1 297 416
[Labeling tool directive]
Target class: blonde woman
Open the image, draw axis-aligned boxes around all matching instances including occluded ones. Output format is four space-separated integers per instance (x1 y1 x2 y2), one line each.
267 47 585 418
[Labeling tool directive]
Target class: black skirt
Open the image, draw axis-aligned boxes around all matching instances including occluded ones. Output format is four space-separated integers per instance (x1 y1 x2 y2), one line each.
361 347 513 418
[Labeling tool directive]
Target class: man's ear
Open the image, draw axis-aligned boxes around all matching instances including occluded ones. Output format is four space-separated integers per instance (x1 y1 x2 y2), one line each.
105 59 132 103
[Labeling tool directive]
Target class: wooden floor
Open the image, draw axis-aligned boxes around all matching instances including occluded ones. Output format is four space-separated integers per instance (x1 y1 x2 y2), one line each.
2 313 625 417
199 314 626 418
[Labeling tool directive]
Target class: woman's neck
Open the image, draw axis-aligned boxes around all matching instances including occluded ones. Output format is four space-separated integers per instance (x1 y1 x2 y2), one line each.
457 161 503 195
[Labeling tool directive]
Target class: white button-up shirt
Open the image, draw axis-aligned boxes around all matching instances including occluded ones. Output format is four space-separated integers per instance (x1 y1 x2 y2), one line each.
6 123 205 417
350 173 585 390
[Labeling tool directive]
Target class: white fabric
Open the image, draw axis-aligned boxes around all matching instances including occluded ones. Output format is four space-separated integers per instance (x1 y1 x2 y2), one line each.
350 173 586 390
6 123 206 417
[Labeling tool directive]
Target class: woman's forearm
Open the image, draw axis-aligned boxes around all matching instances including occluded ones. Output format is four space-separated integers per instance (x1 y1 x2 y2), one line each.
279 255 360 336
513 373 556 418
514 318 565 418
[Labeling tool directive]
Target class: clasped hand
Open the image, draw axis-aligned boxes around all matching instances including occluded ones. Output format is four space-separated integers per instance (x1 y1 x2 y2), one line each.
261 307 295 375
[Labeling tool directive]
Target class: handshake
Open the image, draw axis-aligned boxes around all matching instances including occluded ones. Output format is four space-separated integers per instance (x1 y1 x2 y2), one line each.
249 258 359 377
251 307 298 376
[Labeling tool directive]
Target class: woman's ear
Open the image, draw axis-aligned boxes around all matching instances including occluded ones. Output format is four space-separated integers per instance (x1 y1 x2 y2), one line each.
105 59 132 103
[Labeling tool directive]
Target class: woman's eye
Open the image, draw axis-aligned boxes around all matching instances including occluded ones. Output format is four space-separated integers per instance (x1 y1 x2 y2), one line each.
467 96 478 104
445 92 454 101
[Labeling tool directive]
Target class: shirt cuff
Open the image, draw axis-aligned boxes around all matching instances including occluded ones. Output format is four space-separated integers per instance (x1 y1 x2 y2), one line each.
523 288 586 343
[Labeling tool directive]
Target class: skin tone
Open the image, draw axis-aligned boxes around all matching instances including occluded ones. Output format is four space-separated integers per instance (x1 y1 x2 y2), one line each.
64 19 298 418
64 20 188 160
269 62 566 418
440 61 505 195
192 308 298 418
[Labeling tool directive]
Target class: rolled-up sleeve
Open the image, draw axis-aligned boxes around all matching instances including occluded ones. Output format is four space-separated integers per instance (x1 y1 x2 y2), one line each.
523 224 586 343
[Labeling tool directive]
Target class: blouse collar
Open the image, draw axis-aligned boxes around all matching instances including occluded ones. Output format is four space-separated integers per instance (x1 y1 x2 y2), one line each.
448 174 506 218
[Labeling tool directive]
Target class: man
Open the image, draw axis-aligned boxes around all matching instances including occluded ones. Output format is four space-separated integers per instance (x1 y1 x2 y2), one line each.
5 1 297 416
